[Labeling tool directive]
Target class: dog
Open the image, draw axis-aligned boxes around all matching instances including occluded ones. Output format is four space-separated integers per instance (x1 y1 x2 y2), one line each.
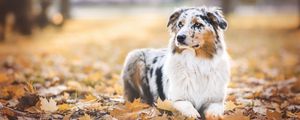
121 6 230 119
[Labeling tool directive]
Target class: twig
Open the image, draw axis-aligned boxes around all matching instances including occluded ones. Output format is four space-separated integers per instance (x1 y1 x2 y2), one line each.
0 104 41 118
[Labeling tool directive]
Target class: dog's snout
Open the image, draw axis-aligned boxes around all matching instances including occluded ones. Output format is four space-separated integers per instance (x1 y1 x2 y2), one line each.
177 35 186 44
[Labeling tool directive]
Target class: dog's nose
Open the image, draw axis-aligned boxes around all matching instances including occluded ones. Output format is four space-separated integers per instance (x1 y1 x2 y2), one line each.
177 35 186 44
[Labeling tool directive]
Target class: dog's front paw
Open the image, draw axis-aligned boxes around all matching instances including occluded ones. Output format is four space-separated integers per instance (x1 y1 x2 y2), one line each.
181 107 201 119
173 101 201 119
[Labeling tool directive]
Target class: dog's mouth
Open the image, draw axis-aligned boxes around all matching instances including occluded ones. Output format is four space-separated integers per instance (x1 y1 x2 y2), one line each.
176 41 201 49
192 44 200 49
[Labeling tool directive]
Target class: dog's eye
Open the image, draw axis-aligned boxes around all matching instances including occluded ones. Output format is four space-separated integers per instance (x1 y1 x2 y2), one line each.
178 21 184 28
194 23 203 28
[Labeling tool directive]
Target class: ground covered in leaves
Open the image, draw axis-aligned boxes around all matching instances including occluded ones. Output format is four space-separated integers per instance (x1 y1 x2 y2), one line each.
0 14 300 120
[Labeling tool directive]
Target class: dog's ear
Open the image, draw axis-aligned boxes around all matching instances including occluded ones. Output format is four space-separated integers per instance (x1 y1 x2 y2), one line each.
206 7 227 30
167 8 186 32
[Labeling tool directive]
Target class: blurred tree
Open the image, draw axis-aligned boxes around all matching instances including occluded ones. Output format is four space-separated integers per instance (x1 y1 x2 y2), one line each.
0 0 5 40
298 0 300 29
61 0 70 19
0 0 33 41
37 0 51 28
221 0 233 15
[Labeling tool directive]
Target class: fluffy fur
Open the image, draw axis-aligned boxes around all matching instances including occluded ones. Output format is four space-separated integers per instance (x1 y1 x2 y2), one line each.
121 6 230 119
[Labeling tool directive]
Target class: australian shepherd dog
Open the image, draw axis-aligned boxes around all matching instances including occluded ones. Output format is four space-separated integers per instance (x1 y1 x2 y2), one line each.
121 6 230 119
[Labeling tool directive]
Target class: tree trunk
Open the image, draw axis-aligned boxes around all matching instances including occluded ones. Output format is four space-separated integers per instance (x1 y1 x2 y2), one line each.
37 0 51 28
221 0 233 16
298 0 300 29
13 0 32 35
60 0 70 19
0 0 6 41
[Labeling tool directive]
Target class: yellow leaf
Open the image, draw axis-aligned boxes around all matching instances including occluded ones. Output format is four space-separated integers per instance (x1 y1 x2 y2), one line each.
82 94 97 102
58 104 73 111
228 82 237 88
225 101 243 111
155 98 176 112
40 98 58 113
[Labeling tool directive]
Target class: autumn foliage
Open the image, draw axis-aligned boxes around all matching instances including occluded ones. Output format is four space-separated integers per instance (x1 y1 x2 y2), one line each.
0 15 300 119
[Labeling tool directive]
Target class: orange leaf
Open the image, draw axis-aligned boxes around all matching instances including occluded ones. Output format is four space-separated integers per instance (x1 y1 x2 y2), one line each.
224 110 250 120
266 110 281 120
155 98 176 112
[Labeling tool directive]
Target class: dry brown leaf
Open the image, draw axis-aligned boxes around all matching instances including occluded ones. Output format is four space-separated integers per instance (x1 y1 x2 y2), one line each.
124 98 149 111
0 73 9 84
225 101 243 111
155 98 176 112
0 107 15 117
110 108 140 120
25 106 42 113
266 110 281 120
291 79 300 93
226 94 236 102
110 99 150 119
224 110 250 120
0 85 26 99
286 111 300 118
40 97 58 113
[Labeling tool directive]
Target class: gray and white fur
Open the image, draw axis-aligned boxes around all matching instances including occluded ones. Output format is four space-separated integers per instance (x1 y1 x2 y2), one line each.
121 6 231 119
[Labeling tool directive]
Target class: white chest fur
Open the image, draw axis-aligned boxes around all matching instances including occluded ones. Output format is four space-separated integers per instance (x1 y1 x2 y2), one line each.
164 49 230 110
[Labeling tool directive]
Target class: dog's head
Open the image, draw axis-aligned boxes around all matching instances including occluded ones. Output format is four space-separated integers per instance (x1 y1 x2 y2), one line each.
167 6 227 57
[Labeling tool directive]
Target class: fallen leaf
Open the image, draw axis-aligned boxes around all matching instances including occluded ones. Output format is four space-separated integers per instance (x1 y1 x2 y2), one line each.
58 103 73 111
225 101 243 111
155 98 176 112
82 94 97 102
224 110 250 120
0 73 9 84
291 79 300 93
286 111 299 118
124 98 149 111
110 99 150 119
266 110 281 120
40 97 58 113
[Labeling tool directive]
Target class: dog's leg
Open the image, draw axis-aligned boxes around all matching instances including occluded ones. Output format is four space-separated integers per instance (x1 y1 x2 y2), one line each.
204 102 224 119
173 100 201 118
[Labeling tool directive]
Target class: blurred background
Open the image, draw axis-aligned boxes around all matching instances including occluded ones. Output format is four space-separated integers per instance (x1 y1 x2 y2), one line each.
0 0 299 63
